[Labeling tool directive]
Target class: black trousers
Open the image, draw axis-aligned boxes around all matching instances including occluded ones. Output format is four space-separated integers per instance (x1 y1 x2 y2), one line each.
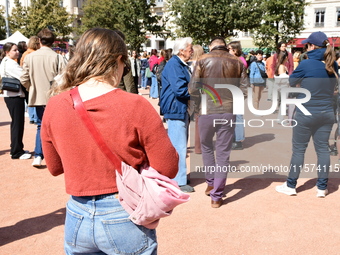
4 96 26 158
133 75 139 92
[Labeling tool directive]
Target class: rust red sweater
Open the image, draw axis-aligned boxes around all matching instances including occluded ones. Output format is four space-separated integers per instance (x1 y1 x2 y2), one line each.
41 88 179 196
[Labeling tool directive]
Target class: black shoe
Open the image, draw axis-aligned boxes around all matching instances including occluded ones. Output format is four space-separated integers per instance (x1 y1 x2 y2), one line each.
29 120 34 124
232 142 243 150
179 185 195 193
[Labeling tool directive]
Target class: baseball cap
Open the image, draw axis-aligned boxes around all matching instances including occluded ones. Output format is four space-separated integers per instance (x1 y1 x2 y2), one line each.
301 31 328 47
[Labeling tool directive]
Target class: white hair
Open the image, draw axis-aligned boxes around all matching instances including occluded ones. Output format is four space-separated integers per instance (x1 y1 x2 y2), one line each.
172 37 193 55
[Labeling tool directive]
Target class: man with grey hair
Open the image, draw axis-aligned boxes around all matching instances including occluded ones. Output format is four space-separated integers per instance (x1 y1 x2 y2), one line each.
160 37 194 193
189 36 248 207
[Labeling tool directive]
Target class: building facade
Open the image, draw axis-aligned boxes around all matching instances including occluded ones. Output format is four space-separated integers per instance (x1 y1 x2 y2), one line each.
4 0 340 52
292 0 340 49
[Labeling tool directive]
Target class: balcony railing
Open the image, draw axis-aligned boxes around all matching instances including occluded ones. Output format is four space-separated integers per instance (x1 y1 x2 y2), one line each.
314 22 324 27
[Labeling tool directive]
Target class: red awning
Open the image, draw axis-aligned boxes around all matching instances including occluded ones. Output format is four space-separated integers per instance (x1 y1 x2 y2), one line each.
290 37 340 48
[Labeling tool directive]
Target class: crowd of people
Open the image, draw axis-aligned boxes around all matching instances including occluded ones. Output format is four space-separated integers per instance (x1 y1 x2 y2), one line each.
0 28 339 254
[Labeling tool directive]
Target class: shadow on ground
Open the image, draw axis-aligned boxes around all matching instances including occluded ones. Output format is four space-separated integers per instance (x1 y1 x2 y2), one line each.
224 172 287 203
244 133 275 148
0 208 66 246
0 149 10 156
0 121 11 127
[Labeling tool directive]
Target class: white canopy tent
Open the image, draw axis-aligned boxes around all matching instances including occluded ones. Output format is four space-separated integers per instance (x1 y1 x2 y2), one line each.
0 31 29 45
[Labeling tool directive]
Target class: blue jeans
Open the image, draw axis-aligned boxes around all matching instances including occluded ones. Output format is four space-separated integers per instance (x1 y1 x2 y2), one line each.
34 106 45 159
149 73 158 98
287 111 334 190
166 114 189 186
140 69 147 89
65 194 157 255
234 114 245 142
28 106 37 123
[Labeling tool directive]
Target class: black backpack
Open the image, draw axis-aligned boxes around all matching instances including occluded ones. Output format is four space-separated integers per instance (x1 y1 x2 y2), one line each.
151 63 159 74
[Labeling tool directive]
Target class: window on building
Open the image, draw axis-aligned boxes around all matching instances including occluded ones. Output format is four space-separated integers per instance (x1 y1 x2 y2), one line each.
145 39 151 47
156 12 163 16
159 41 165 49
243 31 252 37
77 0 83 8
315 8 325 27
337 8 340 26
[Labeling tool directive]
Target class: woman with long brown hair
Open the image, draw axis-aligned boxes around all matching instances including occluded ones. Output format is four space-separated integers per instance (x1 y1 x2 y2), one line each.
41 28 178 254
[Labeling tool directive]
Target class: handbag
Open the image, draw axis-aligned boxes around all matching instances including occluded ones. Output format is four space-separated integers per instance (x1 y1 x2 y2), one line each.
1 77 21 92
70 86 190 229
255 62 268 79
145 67 152 78
1 59 21 92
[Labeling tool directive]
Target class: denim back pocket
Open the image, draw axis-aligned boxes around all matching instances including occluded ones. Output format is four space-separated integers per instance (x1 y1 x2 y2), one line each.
102 218 149 255
65 206 84 247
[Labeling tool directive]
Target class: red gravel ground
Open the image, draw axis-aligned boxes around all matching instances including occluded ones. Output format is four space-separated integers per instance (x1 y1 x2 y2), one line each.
1 89 340 255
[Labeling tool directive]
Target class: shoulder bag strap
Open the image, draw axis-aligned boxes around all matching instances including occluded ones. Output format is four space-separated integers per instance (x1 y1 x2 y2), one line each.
69 86 122 172
56 54 59 74
4 59 9 78
255 61 261 71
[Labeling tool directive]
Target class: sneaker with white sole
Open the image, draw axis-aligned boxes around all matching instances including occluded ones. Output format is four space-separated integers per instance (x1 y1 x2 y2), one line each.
316 189 328 198
275 182 297 196
32 156 42 167
19 152 32 160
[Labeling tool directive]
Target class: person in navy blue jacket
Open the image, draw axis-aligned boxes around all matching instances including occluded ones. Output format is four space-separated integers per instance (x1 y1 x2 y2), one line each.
276 31 339 198
160 37 194 193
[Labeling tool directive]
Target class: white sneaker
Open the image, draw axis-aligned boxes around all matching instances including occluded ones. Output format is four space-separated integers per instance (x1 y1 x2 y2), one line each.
316 189 328 198
275 182 297 196
19 152 32 160
32 156 42 167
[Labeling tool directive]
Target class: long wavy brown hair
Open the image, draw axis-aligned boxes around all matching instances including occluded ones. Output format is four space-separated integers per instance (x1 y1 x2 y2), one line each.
275 51 288 76
315 40 338 78
51 28 128 95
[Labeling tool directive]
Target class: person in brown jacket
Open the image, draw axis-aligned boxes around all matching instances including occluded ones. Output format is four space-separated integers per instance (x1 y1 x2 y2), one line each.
189 37 248 208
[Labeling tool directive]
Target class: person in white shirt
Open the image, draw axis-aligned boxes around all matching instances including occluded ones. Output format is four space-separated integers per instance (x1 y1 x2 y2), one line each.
0 42 31 159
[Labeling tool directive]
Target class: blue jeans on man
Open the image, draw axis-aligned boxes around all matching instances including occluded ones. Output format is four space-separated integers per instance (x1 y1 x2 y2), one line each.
34 106 45 159
287 111 334 190
234 114 245 142
166 113 189 186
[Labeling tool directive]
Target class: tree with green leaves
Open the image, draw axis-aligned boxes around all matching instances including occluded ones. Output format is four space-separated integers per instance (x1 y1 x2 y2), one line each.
80 0 118 32
0 5 6 40
9 0 74 38
81 0 164 51
8 0 27 36
250 0 307 50
170 0 262 45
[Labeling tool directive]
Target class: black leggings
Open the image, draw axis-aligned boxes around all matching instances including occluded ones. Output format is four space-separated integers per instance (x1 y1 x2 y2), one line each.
4 96 26 158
